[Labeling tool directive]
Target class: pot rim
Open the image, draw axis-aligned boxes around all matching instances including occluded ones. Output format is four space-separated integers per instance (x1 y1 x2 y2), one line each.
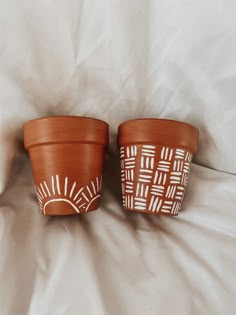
24 115 109 128
24 115 109 149
118 118 199 154
118 118 198 130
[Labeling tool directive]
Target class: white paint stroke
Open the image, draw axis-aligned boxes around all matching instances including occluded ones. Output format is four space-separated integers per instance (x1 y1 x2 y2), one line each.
64 177 68 196
134 206 146 210
51 176 55 195
156 199 163 212
82 192 89 202
96 177 99 191
149 195 155 210
165 147 169 160
40 183 47 198
56 175 61 195
141 156 144 169
145 186 149 198
85 195 100 212
74 187 84 201
78 202 86 208
169 149 173 161
36 192 42 202
44 181 51 197
43 198 80 215
126 146 130 158
69 181 76 198
76 197 82 204
87 186 93 198
91 181 96 194
161 147 165 160
36 186 44 199
152 197 159 212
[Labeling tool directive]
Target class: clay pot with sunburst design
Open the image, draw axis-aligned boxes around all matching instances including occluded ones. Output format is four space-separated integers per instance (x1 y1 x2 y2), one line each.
24 116 109 215
118 118 199 216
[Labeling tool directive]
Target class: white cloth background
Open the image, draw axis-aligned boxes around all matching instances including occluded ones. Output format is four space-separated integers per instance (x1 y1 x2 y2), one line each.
0 1 235 314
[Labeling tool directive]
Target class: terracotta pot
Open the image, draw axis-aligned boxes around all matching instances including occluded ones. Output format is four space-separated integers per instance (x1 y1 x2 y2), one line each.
24 116 109 215
118 119 199 216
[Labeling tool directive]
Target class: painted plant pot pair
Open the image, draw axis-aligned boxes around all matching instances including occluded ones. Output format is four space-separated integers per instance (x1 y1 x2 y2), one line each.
24 116 199 216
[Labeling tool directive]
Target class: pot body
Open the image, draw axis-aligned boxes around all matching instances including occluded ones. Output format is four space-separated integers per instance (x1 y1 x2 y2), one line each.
118 119 199 216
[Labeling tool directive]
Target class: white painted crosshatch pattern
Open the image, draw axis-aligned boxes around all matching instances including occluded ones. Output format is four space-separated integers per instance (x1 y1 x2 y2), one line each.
120 145 193 215
35 175 102 214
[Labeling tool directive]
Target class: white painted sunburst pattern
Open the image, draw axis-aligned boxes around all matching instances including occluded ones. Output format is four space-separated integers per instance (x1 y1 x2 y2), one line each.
35 175 102 214
120 145 193 215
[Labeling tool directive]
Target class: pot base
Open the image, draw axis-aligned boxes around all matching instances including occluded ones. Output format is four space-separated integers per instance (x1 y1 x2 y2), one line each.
40 206 99 216
123 207 179 216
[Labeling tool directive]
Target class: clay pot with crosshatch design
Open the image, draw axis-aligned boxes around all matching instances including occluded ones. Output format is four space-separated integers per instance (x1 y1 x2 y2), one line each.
118 118 199 216
24 116 109 215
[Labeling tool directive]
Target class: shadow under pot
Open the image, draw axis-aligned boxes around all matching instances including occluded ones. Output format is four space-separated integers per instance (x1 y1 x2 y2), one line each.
118 118 199 216
24 116 109 215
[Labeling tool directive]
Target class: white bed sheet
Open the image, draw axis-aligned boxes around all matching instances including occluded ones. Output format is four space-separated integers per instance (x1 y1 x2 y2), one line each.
0 1 236 314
